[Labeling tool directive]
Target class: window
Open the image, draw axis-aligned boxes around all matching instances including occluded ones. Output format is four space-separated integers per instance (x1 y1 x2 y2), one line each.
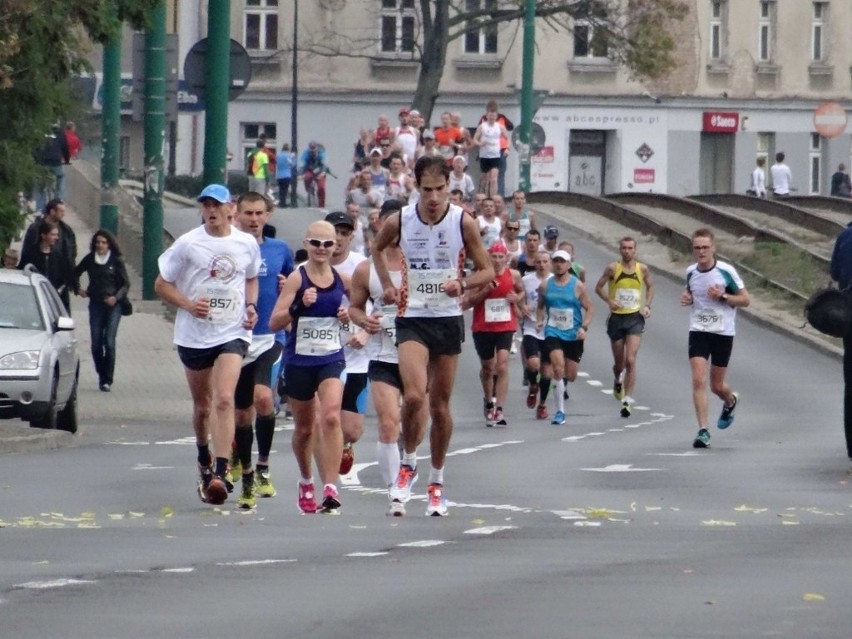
464 0 498 55
811 2 827 61
756 132 772 183
573 21 609 58
245 0 279 51
810 133 822 195
242 122 276 169
709 1 727 61
380 0 416 54
758 1 775 62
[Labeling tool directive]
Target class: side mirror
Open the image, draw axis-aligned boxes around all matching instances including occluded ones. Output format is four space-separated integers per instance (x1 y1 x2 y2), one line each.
56 316 75 331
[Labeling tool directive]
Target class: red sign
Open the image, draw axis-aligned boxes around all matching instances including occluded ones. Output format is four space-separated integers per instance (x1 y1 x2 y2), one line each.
533 146 554 163
634 168 655 184
703 111 739 133
814 102 847 139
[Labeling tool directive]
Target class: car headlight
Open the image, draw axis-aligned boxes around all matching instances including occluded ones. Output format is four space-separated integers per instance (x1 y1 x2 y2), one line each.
0 351 40 370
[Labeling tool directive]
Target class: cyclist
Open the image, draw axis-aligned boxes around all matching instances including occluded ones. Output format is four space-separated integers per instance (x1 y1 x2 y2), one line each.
300 141 329 207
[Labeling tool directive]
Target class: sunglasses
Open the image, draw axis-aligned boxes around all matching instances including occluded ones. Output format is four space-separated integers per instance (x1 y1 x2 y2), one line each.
506 226 520 231
307 238 335 248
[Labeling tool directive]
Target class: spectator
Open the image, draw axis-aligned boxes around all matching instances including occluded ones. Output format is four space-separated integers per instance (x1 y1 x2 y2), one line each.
247 139 270 195
3 247 19 269
65 122 83 160
300 141 329 207
34 123 70 212
770 152 792 198
276 143 296 207
831 163 852 198
19 219 74 311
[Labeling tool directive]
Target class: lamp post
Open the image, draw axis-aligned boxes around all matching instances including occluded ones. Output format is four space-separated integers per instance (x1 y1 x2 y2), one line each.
290 0 299 208
518 0 535 193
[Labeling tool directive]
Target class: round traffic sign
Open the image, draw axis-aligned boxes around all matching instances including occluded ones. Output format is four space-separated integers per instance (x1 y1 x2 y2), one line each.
183 38 252 102
813 102 847 139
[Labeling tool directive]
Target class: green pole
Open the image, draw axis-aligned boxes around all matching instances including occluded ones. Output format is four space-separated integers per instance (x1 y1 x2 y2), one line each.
204 0 231 186
100 37 121 235
518 0 535 193
142 1 166 300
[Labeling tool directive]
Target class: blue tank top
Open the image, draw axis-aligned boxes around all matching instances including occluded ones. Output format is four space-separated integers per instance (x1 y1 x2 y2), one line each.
284 265 345 367
543 276 582 341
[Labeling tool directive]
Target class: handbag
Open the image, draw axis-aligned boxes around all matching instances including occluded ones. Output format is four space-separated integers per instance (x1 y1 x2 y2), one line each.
804 287 851 338
119 296 133 317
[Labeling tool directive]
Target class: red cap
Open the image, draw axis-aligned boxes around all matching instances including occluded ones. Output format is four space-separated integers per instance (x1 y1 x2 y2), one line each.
488 242 509 255
399 107 410 115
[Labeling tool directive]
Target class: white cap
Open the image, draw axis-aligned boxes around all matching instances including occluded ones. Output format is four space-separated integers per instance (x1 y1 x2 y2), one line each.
551 250 572 262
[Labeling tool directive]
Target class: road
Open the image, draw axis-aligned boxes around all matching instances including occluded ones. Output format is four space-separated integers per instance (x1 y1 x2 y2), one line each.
1 207 851 638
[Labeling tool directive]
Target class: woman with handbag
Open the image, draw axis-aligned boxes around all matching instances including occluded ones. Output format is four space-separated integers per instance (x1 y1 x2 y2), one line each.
74 229 130 392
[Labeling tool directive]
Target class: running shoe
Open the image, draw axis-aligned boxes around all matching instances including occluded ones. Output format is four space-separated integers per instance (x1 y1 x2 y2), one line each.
693 428 711 449
522 377 529 387
197 465 214 503
536 404 548 420
320 485 341 514
255 469 277 498
551 410 566 426
425 483 448 517
717 393 738 430
526 383 539 409
387 498 406 517
620 401 631 418
493 408 508 428
613 379 624 401
226 449 242 485
339 444 355 475
510 341 518 354
389 464 418 503
563 382 570 401
297 481 318 514
205 475 228 506
237 475 257 510
485 405 497 428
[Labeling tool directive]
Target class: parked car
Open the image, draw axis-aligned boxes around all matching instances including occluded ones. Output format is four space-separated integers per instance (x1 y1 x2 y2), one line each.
0 266 79 433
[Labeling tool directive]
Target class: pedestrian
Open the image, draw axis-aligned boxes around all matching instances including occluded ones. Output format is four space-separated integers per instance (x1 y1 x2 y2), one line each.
829 221 852 459
594 237 654 418
535 250 594 426
830 163 852 198
18 218 75 312
22 198 78 282
228 191 295 509
73 229 131 392
748 157 766 197
347 199 428 516
478 100 514 197
33 124 69 212
65 122 83 160
473 106 509 198
276 143 295 207
247 139 271 196
463 241 524 428
3 247 19 269
154 183 261 506
371 155 494 517
269 220 348 514
770 152 792 198
521 250 554 419
679 228 750 449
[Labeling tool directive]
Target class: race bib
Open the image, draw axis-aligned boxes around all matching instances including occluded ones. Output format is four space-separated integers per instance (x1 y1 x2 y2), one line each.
692 307 723 332
198 284 241 325
485 298 511 323
548 308 574 331
295 317 341 356
615 288 641 311
377 304 398 359
408 269 456 310
518 217 531 237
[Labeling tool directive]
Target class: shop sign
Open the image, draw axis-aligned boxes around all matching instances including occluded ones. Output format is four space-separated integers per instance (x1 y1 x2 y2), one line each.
703 112 739 133
633 168 655 184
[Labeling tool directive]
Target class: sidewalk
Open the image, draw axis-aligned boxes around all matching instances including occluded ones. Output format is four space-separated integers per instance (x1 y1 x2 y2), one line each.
1 205 191 453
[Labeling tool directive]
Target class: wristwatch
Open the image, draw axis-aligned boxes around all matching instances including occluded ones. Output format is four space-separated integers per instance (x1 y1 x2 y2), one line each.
720 294 729 303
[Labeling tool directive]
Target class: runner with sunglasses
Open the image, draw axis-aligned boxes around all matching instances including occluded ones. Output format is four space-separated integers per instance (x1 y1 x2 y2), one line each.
270 221 349 513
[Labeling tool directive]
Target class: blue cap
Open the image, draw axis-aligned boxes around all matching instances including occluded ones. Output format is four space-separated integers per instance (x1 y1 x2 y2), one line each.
197 184 231 204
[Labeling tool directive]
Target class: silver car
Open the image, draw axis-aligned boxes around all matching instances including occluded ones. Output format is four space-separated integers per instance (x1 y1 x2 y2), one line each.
0 266 79 433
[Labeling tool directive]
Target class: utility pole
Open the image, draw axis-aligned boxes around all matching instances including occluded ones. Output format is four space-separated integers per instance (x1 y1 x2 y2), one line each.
518 0 535 193
142 2 166 299
290 0 299 208
204 0 231 186
100 32 121 235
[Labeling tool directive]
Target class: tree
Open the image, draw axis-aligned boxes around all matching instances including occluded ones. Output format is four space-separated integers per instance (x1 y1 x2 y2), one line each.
300 0 687 123
0 0 160 249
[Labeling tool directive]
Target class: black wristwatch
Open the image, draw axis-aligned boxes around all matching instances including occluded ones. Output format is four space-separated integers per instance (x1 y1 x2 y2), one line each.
246 302 258 312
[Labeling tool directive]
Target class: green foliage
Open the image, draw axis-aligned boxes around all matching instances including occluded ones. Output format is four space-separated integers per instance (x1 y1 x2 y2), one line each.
0 0 160 251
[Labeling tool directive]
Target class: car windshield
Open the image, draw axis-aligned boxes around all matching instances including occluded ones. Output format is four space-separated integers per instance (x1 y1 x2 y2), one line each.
0 282 44 330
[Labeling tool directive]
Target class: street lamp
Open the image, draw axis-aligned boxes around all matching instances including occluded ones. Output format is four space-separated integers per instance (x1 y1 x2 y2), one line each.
290 0 299 208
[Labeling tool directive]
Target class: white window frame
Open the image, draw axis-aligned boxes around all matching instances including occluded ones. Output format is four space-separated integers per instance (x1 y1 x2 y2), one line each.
463 0 499 55
379 0 416 55
241 122 277 170
756 132 772 185
709 1 727 61
244 0 279 52
810 133 822 195
811 2 827 62
573 19 609 59
758 1 775 63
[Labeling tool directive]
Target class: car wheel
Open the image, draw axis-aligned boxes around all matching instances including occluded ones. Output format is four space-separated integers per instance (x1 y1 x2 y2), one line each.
30 370 58 430
57 378 79 434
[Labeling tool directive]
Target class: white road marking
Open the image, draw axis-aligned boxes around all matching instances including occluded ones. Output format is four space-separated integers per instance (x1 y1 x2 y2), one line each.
398 540 448 548
161 567 194 573
14 578 96 589
346 552 389 557
464 525 518 535
216 559 296 567
586 380 603 387
132 463 175 471
581 464 664 472
552 510 587 520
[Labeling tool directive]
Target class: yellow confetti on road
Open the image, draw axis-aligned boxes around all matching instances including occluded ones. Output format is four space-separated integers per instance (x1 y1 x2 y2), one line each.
160 507 174 518
803 593 825 602
781 520 800 526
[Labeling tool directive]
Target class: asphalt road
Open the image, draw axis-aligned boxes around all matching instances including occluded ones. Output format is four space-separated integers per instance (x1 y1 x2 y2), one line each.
2 207 850 638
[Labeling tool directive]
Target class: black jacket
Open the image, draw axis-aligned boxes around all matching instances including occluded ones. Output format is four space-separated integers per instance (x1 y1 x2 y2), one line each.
18 246 75 295
23 217 78 265
74 252 130 302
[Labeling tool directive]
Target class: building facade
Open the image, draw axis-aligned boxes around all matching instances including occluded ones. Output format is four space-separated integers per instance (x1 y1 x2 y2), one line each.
101 1 852 204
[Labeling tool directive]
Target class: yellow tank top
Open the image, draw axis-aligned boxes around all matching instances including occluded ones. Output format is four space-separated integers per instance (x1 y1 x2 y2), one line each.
608 262 643 314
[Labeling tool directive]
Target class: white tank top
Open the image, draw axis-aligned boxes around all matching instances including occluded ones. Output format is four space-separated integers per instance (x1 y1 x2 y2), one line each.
479 122 501 159
398 202 466 318
368 265 402 364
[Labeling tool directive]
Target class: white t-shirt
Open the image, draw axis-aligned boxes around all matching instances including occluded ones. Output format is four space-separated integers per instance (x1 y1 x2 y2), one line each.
478 122 502 159
334 250 370 373
158 225 261 349
448 172 475 202
478 216 502 249
770 162 792 195
751 167 766 197
685 260 745 336
395 126 419 161
522 272 549 338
